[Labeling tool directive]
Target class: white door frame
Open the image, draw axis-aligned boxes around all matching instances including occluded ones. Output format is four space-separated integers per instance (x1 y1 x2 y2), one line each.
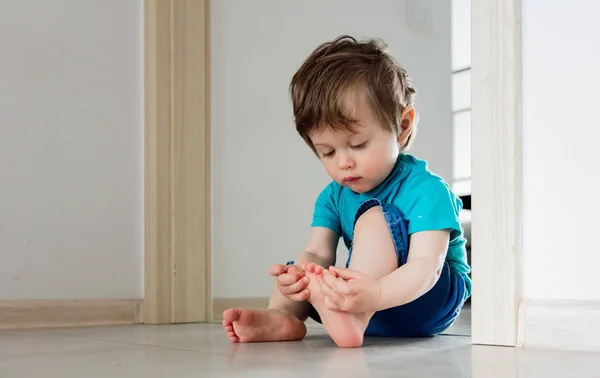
470 0 523 346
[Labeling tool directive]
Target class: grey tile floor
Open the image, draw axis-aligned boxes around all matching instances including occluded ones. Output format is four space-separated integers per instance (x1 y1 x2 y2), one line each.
1 322 599 378
441 302 471 336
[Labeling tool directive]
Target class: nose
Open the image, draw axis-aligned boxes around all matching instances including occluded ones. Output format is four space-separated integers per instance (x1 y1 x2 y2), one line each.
337 151 355 170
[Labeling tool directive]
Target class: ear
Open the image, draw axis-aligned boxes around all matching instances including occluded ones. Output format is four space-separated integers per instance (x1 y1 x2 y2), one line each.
397 105 415 146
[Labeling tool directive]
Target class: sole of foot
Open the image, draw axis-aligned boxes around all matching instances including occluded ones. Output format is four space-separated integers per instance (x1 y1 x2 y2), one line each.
305 270 370 348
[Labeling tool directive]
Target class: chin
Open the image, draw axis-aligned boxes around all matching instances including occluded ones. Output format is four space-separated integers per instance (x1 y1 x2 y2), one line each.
345 183 373 194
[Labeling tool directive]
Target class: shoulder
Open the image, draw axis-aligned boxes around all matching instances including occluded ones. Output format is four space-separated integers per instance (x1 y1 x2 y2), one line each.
315 180 343 203
392 155 463 234
399 155 460 205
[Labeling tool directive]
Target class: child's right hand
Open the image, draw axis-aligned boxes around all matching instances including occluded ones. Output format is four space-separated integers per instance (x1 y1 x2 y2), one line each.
269 264 310 302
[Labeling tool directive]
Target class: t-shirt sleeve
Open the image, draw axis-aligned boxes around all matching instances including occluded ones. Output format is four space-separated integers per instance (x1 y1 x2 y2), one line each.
397 174 463 235
311 182 342 235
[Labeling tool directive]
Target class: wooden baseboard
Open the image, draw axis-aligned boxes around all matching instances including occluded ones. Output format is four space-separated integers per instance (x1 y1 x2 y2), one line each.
517 300 600 352
212 297 269 322
0 299 143 330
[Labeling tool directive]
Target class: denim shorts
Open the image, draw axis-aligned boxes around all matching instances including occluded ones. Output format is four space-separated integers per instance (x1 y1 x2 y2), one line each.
291 198 467 337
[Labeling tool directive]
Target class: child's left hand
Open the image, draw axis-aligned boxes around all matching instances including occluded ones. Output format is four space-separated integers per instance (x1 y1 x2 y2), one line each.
315 267 382 313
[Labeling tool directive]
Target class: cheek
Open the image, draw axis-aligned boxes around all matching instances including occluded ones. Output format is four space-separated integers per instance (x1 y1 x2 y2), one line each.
358 154 379 176
359 149 394 177
323 160 338 177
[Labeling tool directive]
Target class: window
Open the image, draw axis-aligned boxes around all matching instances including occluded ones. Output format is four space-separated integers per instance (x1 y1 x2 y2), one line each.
451 0 471 196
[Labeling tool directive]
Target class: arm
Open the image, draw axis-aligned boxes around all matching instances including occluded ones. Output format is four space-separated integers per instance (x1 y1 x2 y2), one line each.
295 226 339 268
376 230 449 311
270 227 338 307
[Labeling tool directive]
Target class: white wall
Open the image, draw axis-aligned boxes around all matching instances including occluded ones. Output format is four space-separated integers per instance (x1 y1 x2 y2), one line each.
211 0 452 298
523 0 600 300
0 1 144 300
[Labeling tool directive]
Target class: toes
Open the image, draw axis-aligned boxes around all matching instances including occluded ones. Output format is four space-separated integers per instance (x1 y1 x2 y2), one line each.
304 262 317 273
223 308 242 323
224 322 238 342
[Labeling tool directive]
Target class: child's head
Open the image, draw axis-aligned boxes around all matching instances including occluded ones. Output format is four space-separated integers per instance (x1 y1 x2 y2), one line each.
290 35 417 193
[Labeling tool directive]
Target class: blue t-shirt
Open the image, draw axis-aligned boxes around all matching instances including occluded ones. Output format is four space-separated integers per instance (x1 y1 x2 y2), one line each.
311 153 472 297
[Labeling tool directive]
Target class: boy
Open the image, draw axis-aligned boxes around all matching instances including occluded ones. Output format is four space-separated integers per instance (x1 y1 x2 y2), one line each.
222 35 471 348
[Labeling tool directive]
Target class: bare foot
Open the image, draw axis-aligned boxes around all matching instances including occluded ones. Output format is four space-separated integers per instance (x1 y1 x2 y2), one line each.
222 308 307 343
303 264 371 348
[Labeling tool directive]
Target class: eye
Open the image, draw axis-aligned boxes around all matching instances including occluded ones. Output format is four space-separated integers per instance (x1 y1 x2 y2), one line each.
321 150 335 158
351 141 367 149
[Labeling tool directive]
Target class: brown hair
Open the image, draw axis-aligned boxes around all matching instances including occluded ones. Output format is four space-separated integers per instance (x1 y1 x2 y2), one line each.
290 35 417 154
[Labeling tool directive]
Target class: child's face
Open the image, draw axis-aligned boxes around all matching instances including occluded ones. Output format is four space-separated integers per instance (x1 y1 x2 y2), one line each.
309 93 410 194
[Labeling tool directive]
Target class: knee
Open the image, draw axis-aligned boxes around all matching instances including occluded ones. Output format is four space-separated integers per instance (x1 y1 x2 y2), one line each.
351 205 398 273
353 202 409 267
354 206 387 234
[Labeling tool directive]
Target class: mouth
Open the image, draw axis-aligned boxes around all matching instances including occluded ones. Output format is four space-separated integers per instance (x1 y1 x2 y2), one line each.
343 176 361 183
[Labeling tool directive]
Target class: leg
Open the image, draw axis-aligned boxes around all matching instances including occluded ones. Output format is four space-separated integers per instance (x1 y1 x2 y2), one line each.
307 198 467 339
267 263 311 320
365 263 467 337
303 202 399 347
222 253 327 343
347 205 399 281
351 200 467 338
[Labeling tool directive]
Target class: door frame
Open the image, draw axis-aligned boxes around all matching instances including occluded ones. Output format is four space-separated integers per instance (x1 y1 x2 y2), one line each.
143 0 212 324
143 0 524 346
470 0 522 346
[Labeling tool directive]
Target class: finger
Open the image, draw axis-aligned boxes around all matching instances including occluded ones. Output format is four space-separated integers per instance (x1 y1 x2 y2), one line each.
329 267 364 280
287 288 311 302
324 295 341 311
323 270 357 295
277 273 302 286
327 268 339 278
283 275 309 295
286 265 306 278
286 265 304 276
313 265 325 274
315 274 345 306
268 264 287 276
322 270 340 286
